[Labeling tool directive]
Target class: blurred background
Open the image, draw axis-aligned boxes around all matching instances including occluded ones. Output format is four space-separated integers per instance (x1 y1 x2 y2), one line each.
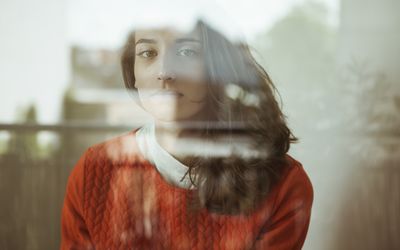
0 0 399 249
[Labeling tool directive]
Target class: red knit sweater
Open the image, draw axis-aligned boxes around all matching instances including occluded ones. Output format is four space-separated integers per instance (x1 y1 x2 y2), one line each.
60 130 313 250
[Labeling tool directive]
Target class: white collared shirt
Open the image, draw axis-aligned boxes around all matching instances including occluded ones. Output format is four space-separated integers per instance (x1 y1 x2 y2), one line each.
136 122 195 189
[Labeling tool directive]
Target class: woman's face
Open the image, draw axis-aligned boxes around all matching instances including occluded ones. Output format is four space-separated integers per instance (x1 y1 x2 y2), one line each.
134 28 208 122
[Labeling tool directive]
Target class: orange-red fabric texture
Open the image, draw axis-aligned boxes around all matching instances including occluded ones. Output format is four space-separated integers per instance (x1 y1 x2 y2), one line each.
60 130 313 250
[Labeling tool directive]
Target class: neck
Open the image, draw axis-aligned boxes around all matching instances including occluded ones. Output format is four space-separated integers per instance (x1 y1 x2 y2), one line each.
154 120 206 159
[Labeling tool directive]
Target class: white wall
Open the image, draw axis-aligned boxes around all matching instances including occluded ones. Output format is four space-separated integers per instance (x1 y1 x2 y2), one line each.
0 0 69 123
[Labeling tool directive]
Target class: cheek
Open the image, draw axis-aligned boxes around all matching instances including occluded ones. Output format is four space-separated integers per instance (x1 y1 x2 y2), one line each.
181 66 208 99
188 82 208 100
134 64 157 106
180 60 204 79
134 62 155 89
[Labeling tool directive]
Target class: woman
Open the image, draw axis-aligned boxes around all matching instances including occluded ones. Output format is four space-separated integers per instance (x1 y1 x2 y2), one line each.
61 20 313 250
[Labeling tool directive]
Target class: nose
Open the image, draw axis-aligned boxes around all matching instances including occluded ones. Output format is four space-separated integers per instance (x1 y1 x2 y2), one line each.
157 71 176 82
157 52 177 83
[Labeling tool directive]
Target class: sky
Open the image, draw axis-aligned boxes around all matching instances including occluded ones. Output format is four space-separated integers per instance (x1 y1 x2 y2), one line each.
0 0 339 124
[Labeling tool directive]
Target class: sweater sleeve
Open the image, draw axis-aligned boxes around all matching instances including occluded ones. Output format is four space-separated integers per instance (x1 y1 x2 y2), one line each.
60 149 95 250
253 163 314 250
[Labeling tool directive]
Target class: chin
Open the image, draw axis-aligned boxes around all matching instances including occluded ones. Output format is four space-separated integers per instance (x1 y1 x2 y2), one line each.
151 111 181 123
154 115 190 123
153 113 202 124
155 116 179 123
148 106 207 123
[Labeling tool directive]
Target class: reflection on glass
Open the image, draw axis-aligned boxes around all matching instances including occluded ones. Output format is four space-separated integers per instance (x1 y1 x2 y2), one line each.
59 18 313 250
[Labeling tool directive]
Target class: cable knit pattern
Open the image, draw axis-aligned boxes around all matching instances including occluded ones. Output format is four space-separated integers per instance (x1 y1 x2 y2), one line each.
60 130 313 250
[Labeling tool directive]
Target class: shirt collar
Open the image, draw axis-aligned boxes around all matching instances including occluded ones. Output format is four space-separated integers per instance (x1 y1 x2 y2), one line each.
136 122 195 189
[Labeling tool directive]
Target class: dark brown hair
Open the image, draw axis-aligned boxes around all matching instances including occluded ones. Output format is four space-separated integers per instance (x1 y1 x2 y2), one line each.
121 20 298 215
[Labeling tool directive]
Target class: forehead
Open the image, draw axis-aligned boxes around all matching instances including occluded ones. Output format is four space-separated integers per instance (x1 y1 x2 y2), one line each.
135 27 201 43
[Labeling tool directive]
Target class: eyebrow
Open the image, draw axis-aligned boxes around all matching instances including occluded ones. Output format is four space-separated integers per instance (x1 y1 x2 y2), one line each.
135 37 201 46
135 38 157 45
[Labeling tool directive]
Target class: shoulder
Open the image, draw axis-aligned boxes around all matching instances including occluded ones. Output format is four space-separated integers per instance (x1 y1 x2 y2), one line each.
64 128 151 215
251 155 314 249
83 128 148 166
270 154 314 215
66 128 150 197
281 155 313 194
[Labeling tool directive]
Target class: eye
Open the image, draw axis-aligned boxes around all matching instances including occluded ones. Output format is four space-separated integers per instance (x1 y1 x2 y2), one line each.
177 48 199 57
136 50 157 58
